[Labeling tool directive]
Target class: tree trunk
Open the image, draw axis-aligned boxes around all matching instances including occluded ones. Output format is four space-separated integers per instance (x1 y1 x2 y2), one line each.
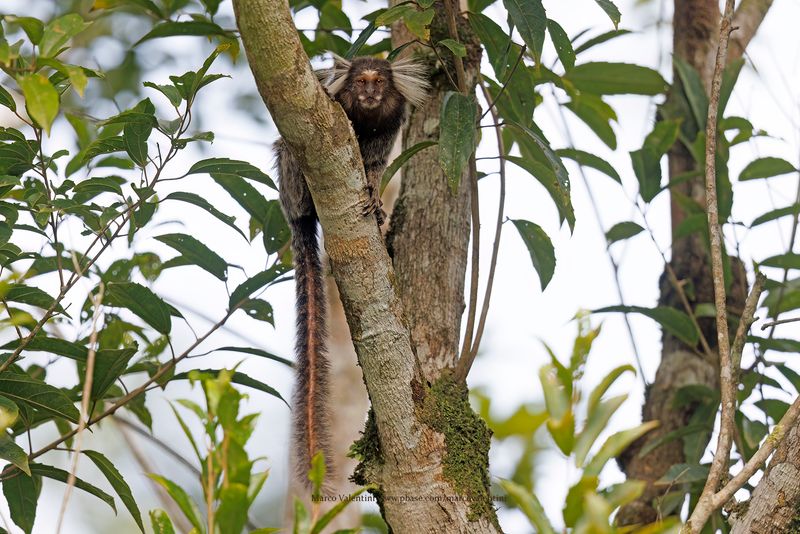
617 0 774 525
729 420 800 533
232 1 499 531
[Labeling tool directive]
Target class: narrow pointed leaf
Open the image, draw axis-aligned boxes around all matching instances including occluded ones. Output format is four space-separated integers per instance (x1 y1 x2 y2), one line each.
84 450 144 532
438 92 477 191
512 219 556 290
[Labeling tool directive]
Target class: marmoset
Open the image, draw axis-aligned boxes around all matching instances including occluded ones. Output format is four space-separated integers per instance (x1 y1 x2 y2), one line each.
275 55 429 483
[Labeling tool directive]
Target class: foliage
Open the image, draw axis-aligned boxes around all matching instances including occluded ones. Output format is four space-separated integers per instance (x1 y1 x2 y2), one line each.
498 317 679 533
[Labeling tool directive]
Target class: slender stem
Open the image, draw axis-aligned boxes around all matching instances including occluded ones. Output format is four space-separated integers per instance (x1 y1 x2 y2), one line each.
480 45 526 120
55 284 104 534
761 316 800 329
467 83 506 365
684 1 738 531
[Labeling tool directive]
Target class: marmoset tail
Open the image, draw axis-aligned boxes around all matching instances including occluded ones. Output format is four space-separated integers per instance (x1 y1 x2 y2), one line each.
275 55 429 485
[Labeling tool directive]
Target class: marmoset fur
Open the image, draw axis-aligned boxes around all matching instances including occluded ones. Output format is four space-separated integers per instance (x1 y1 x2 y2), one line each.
274 55 429 483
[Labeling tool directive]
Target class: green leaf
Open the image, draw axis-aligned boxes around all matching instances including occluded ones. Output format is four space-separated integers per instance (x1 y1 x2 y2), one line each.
563 476 598 527
216 483 249 534
512 219 556 290
739 157 797 181
438 38 467 58
761 253 800 270
375 3 416 26
499 479 555 534
556 149 620 183
645 119 681 156
149 509 176 534
547 19 575 71
404 8 435 41
565 62 668 95
751 204 800 227
776 364 800 394
630 147 662 202
84 450 144 532
215 346 293 368
17 74 59 134
163 192 246 240
584 420 660 476
123 99 155 166
574 29 632 55
469 13 512 79
188 158 276 189
673 57 709 129
143 82 182 107
3 468 40 534
0 85 16 112
503 0 546 65
212 174 271 223
239 299 274 324
381 141 437 193
172 369 287 405
262 200 290 254
39 14 91 58
593 305 699 346
564 94 617 149
5 16 45 45
155 233 227 281
105 282 172 334
5 285 66 314
605 221 644 244
92 347 138 400
135 21 229 46
574 394 627 466
587 365 635 417
2 336 88 361
147 474 205 533
344 22 377 59
229 265 290 309
0 435 29 475
0 395 19 431
593 0 621 29
0 371 79 423
438 92 477 191
30 463 116 512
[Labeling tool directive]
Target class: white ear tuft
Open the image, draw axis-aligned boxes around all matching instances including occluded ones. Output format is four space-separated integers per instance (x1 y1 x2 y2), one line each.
391 56 430 108
318 53 352 96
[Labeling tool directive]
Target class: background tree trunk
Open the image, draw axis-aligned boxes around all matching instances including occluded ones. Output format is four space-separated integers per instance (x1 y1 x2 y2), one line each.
730 420 800 533
617 0 773 524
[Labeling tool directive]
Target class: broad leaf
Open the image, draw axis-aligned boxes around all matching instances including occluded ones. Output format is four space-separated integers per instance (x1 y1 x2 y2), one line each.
17 74 59 134
30 463 116 512
135 21 229 45
0 372 79 423
155 233 227 281
172 369 287 406
39 14 91 58
163 192 246 240
555 148 620 183
594 305 699 346
512 219 556 290
438 92 477 191
84 450 145 532
188 158 275 189
3 468 40 534
147 475 205 533
229 265 291 309
605 222 644 244
503 0 546 64
105 282 172 334
739 157 796 181
565 62 667 95
381 141 437 192
0 434 29 475
593 0 621 28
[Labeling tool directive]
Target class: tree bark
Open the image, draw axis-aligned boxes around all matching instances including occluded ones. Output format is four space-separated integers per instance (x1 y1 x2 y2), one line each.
232 1 499 531
729 420 800 533
617 0 774 525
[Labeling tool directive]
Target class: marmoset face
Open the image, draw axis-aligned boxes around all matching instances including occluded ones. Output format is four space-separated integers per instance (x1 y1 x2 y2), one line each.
351 66 391 110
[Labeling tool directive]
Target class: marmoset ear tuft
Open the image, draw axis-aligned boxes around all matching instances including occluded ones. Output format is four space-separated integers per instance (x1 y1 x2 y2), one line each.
390 56 430 108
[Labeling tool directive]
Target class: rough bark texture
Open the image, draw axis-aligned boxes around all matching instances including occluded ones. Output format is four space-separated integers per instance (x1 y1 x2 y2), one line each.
386 3 477 380
232 1 499 532
617 0 774 524
729 421 800 533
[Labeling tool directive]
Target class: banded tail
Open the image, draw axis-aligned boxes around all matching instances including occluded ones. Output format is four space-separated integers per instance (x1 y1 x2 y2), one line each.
289 215 333 484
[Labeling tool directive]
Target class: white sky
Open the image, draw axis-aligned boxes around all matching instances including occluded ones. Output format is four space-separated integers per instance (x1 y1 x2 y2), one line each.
0 0 799 533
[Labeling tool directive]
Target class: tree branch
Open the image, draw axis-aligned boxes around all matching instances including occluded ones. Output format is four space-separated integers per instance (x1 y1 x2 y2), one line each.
729 0 774 61
232 1 499 532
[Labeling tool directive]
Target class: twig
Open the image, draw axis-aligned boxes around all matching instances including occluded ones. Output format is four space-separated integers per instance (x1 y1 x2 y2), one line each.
55 284 104 534
0 308 238 481
480 44 526 120
465 83 506 368
761 316 800 329
683 1 739 531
